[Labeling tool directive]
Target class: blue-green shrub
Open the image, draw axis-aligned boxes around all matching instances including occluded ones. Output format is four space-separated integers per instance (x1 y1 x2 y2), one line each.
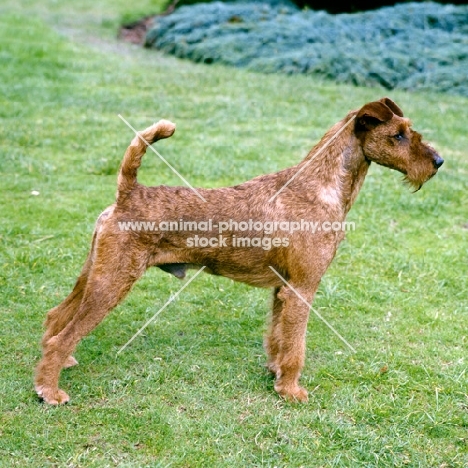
145 1 468 95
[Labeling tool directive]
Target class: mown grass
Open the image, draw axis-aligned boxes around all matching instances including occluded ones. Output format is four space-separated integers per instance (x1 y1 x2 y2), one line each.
0 0 467 466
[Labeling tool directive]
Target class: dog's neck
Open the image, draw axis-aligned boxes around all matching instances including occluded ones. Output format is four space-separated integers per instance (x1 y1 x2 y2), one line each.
291 113 370 216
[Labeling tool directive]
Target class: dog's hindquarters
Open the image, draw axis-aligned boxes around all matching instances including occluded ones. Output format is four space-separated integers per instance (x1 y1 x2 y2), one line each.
35 122 175 405
35 221 150 404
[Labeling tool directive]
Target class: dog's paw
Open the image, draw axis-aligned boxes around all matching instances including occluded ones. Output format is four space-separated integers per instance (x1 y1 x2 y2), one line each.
274 383 309 403
35 385 70 405
63 356 79 369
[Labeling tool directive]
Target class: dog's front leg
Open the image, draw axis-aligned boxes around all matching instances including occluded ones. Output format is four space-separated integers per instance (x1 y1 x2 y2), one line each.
272 284 316 403
265 287 283 375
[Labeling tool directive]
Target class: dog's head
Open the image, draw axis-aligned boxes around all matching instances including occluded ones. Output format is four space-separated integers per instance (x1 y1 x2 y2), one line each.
354 97 443 190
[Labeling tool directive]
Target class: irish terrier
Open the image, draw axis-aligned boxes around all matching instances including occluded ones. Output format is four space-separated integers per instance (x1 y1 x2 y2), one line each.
35 97 443 404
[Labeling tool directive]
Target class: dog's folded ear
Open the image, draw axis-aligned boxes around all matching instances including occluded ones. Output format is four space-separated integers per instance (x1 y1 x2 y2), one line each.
355 100 395 131
379 97 404 117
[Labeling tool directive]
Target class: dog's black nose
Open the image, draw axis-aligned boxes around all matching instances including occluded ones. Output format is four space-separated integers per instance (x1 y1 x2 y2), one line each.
433 155 444 169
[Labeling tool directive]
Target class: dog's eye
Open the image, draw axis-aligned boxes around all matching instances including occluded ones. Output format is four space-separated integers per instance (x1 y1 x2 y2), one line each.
394 133 404 141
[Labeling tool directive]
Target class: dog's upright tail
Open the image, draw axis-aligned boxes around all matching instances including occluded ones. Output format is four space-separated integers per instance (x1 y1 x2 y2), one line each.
116 120 176 203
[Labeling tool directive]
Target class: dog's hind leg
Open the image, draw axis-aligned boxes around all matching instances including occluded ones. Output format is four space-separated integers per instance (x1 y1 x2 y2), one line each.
41 248 93 369
41 208 115 369
35 238 148 405
40 229 102 369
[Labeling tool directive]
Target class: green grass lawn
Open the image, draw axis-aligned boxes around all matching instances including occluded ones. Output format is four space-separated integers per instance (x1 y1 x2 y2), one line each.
0 0 467 466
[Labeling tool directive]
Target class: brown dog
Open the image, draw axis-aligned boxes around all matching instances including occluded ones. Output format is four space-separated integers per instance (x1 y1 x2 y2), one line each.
35 97 443 404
